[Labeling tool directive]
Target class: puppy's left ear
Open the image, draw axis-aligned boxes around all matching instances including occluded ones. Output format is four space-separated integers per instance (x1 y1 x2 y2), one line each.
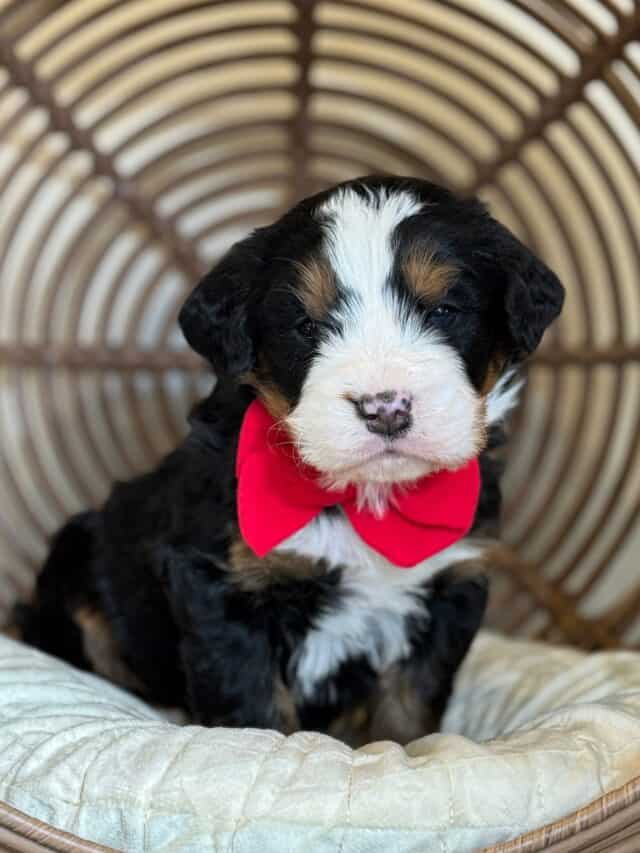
178 229 266 375
494 224 565 360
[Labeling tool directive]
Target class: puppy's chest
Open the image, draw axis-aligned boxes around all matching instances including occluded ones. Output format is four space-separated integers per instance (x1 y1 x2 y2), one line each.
274 511 469 700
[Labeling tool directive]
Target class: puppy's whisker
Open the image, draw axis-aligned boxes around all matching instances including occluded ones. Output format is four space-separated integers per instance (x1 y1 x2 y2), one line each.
264 424 311 472
266 424 300 453
270 438 299 452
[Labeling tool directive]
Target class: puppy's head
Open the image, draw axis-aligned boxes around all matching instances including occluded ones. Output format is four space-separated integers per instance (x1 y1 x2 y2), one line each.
180 177 564 490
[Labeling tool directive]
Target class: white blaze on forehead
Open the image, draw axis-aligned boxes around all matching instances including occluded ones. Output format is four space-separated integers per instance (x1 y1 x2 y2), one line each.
320 186 423 305
317 185 430 384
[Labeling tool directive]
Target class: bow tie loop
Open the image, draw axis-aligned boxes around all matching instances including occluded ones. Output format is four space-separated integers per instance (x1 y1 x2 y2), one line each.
236 399 481 568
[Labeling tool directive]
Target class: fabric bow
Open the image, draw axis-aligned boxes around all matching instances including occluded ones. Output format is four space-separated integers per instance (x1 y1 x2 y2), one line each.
236 399 481 568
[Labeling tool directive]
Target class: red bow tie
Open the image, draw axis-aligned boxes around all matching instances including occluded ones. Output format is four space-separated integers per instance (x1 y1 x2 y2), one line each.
235 400 481 568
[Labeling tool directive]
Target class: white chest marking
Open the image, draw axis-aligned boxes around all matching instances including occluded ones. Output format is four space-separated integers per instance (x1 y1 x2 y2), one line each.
275 513 481 699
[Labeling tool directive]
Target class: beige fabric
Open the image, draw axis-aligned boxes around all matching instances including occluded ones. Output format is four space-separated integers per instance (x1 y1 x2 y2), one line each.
3 782 640 853
0 631 639 852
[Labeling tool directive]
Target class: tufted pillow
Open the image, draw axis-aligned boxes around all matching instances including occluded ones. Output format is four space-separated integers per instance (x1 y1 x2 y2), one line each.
0 631 639 852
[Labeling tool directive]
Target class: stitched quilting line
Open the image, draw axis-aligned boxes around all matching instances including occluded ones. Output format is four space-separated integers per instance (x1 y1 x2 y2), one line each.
176 756 220 853
74 728 134 830
4 721 150 792
338 753 354 853
141 730 199 852
439 759 456 853
228 734 284 853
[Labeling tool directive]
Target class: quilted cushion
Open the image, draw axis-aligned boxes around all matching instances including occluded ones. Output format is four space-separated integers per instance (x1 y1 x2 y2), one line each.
1 630 639 852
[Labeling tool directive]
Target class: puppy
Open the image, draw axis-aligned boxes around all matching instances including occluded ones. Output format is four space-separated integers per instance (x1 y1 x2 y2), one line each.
16 177 564 746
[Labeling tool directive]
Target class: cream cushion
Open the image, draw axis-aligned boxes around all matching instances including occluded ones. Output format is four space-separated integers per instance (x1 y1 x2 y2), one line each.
0 631 639 852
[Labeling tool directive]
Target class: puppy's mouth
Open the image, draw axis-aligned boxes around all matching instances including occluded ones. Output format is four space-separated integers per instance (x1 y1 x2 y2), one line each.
322 448 434 486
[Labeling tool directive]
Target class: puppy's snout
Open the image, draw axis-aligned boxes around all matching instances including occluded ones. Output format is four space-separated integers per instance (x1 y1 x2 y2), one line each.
353 390 413 438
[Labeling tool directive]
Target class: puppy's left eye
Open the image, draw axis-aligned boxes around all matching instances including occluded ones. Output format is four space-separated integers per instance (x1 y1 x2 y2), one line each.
295 318 317 338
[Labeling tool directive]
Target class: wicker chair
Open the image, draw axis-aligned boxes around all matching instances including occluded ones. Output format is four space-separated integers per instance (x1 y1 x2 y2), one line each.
1 1 640 850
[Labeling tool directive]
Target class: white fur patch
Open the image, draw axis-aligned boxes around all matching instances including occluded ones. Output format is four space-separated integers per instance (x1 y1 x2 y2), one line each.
277 513 481 699
287 186 482 484
280 369 521 700
486 370 522 425
320 186 423 302
355 481 394 517
277 186 523 700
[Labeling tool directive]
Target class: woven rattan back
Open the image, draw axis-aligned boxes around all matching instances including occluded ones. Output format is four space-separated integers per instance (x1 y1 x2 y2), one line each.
1 0 639 648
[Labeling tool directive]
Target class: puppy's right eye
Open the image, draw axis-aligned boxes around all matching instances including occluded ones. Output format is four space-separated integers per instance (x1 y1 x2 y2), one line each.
428 302 465 323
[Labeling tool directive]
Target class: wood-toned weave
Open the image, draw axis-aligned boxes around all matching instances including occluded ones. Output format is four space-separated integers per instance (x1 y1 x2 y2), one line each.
484 777 640 853
1 1 640 851
0 800 117 852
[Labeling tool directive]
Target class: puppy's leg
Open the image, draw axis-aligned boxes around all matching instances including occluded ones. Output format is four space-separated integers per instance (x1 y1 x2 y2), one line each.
13 512 99 670
159 547 298 732
14 512 167 699
367 570 488 745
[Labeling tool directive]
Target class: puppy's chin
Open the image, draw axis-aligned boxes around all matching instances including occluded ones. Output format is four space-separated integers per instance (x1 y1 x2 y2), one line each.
322 453 433 489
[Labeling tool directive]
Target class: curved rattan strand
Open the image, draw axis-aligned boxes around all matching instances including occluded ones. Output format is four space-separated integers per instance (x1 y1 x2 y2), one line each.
507 137 618 559
499 172 585 533
500 96 640 636
543 104 640 575
0 33 204 281
551 106 640 601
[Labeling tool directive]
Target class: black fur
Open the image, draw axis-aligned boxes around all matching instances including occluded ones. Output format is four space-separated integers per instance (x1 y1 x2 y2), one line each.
15 512 98 672
17 176 564 743
16 381 493 735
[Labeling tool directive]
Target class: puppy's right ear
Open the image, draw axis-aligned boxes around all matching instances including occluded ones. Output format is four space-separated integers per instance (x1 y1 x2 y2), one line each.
178 230 266 375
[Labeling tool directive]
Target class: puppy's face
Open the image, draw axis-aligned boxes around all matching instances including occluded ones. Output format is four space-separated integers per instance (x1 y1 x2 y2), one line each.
180 177 564 489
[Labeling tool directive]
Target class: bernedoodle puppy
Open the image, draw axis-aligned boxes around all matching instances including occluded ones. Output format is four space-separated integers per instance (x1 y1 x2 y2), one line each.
17 176 564 746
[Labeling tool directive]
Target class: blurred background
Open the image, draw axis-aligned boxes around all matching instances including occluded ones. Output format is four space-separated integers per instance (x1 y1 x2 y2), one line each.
0 0 639 648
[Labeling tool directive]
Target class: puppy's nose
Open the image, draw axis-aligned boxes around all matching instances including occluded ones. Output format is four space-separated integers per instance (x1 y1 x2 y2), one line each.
354 390 413 438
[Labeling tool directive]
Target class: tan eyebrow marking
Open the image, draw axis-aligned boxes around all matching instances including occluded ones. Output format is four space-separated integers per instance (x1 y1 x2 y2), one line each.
296 256 337 320
403 247 457 302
